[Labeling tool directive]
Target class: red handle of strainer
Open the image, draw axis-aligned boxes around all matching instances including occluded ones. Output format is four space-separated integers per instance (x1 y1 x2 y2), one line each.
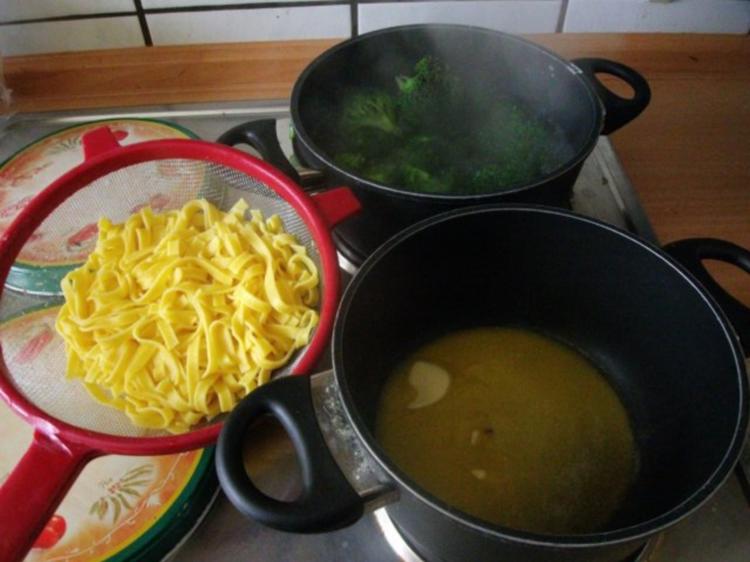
0 127 361 561
0 432 98 560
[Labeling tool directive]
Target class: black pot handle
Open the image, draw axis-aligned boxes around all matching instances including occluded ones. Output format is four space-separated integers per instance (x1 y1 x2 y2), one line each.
572 58 651 135
216 375 365 532
664 238 750 356
217 119 302 184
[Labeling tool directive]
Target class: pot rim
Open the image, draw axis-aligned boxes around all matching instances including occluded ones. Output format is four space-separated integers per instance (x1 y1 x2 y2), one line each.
290 23 604 203
332 204 749 548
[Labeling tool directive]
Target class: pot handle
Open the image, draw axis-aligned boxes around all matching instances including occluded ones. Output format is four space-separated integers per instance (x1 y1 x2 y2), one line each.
217 120 302 184
216 374 365 532
572 58 651 135
664 238 750 355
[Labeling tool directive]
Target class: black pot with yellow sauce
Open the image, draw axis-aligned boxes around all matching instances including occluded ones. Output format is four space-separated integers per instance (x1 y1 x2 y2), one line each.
216 206 750 562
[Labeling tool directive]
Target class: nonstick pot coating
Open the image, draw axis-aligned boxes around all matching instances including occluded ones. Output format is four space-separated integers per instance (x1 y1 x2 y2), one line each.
335 206 746 532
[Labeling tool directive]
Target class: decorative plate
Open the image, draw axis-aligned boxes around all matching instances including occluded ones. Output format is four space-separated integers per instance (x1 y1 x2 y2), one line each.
0 304 218 562
0 119 197 295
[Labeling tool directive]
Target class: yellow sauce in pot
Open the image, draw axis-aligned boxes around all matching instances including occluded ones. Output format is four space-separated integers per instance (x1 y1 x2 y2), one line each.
375 327 636 535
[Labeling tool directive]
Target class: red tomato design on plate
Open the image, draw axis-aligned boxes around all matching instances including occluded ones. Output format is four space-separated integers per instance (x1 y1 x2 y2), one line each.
32 514 66 549
0 195 33 218
13 325 53 364
67 222 98 250
131 193 171 214
0 162 52 189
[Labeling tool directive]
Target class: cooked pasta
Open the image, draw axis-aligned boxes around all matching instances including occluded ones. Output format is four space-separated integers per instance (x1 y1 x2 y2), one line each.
55 198 319 433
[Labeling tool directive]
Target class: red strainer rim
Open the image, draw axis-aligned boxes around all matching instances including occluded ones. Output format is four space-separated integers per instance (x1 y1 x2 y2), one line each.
0 136 341 454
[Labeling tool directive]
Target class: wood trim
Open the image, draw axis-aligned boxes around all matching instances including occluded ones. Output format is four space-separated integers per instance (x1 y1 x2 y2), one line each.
3 40 340 113
4 34 748 114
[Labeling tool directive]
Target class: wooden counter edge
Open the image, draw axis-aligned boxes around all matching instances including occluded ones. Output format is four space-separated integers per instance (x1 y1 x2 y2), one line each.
3 34 749 114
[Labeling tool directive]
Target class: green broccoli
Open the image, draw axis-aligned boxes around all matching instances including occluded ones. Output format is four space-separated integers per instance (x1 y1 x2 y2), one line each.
331 58 560 195
339 91 400 136
401 164 455 194
361 161 401 186
334 152 367 173
395 56 463 134
468 100 554 190
469 164 520 193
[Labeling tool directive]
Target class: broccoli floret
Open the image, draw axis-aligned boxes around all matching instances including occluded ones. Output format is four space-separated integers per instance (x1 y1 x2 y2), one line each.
468 158 542 193
477 102 548 160
334 152 367 173
397 134 438 167
401 164 455 194
339 91 400 135
331 58 559 194
470 165 518 193
395 57 463 134
395 56 457 97
395 56 448 95
361 162 401 186
469 100 553 190
402 165 433 191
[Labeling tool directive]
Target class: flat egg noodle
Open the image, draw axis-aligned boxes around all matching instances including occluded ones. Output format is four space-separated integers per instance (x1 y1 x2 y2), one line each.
55 199 319 433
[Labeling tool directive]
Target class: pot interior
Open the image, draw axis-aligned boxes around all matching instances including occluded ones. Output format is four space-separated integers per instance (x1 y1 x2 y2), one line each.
294 25 599 194
334 206 746 536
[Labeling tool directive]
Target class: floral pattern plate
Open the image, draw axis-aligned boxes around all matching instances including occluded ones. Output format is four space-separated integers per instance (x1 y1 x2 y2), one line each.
0 305 218 562
0 119 197 295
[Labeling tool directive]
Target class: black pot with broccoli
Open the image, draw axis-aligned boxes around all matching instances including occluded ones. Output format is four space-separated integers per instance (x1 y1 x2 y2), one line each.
219 24 650 262
331 56 571 195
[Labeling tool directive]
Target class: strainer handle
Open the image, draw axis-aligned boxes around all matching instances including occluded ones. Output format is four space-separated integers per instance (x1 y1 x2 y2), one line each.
82 126 123 158
0 431 96 562
311 187 362 229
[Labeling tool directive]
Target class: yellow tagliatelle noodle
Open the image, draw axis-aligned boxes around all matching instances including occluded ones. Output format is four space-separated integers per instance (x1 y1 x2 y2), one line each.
55 198 319 433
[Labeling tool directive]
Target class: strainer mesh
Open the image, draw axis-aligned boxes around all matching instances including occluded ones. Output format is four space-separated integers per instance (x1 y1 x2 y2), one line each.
0 158 322 437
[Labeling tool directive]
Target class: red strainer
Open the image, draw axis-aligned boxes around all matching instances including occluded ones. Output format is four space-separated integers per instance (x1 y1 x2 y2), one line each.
0 127 360 561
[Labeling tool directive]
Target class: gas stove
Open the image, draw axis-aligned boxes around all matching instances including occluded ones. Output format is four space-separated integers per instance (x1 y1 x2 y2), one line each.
1 101 748 562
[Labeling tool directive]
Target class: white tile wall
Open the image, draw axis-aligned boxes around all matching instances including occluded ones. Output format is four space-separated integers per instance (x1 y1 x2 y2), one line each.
148 7 351 44
0 1 134 22
0 0 746 59
359 1 563 35
0 17 144 56
563 0 750 34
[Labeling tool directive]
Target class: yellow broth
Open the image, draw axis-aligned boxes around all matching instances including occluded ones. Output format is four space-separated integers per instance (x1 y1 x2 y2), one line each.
375 327 637 535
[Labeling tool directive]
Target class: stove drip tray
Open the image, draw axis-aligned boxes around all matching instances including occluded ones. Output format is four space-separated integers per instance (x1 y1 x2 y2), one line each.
374 509 657 562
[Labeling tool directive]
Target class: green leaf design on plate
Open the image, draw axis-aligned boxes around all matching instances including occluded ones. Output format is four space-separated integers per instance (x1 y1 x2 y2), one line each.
112 497 122 523
90 462 156 523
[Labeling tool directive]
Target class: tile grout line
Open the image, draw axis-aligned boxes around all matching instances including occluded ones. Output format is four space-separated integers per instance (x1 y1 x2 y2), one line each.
351 0 359 37
133 0 153 46
556 0 570 33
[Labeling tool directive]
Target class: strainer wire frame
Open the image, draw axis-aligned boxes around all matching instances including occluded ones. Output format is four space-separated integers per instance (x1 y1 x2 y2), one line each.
0 129 351 562
0 133 343 453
